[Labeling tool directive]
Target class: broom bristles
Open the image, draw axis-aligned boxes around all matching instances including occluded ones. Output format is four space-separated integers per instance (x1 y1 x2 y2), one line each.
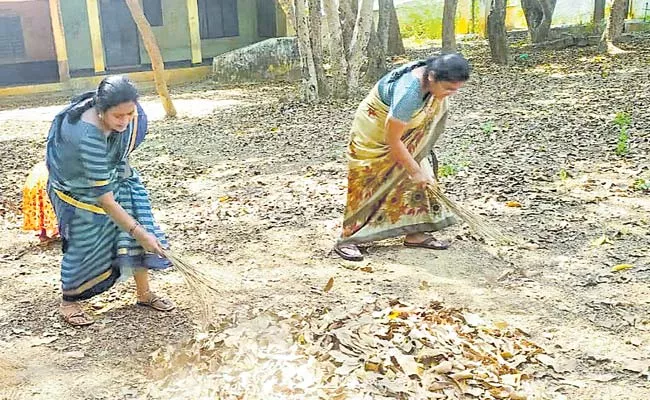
426 184 513 245
162 249 221 321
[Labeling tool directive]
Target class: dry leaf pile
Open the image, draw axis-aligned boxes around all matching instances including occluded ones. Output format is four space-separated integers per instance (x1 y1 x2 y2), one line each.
148 299 547 399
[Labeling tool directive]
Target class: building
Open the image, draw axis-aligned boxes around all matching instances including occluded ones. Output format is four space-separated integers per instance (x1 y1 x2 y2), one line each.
0 0 286 88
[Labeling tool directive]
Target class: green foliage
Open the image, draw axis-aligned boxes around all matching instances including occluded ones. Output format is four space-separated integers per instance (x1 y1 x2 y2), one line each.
613 111 631 127
613 111 632 156
559 168 569 181
438 164 459 178
480 121 495 135
399 6 443 40
633 178 650 192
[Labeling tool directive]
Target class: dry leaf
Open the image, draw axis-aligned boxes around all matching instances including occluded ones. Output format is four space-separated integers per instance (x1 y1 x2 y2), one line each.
622 359 650 373
611 264 634 272
360 266 373 273
494 321 509 330
591 373 617 382
432 360 454 374
323 277 334 293
392 353 420 377
505 201 522 208
364 361 381 372
30 337 58 347
463 312 485 327
592 235 610 246
536 354 555 368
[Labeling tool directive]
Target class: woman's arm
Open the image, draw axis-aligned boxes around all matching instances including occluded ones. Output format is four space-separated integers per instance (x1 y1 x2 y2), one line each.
385 117 434 186
97 192 164 255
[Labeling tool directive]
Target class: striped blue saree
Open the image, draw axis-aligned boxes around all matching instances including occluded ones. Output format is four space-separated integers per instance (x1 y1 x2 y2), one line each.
46 100 170 302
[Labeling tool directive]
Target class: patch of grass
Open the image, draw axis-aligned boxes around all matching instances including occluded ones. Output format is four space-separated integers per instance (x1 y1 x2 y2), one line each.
633 178 650 192
438 164 459 178
613 111 632 156
559 168 570 181
480 121 495 136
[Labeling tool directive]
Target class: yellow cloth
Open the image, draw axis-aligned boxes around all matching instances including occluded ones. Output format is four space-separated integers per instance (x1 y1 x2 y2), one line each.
340 85 456 244
22 162 58 238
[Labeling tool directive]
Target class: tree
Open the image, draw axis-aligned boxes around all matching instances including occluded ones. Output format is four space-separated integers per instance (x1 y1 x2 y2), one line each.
291 0 377 100
338 0 357 55
124 0 176 117
599 0 628 54
520 0 558 43
323 0 348 97
366 0 392 80
487 0 509 64
592 0 606 27
346 0 374 92
277 0 296 32
294 0 319 101
442 0 459 53
308 0 328 96
387 4 405 55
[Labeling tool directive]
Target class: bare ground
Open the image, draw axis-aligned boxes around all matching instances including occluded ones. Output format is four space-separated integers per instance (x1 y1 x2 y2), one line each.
1 36 649 399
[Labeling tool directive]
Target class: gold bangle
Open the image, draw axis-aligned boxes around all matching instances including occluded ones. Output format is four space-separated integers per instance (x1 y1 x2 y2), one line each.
129 221 140 235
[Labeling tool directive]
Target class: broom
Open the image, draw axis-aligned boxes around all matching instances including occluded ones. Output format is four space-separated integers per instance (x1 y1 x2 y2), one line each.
426 183 514 245
161 248 221 322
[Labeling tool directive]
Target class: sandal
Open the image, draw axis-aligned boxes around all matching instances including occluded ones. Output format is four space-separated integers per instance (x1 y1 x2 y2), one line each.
59 302 94 326
136 293 175 312
404 236 450 250
334 243 364 262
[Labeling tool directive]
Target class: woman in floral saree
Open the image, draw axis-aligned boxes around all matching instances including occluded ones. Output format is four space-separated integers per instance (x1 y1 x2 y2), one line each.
47 76 174 326
335 54 470 261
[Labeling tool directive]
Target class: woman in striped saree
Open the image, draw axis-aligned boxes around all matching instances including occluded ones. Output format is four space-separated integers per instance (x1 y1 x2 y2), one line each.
46 76 174 326
334 54 470 262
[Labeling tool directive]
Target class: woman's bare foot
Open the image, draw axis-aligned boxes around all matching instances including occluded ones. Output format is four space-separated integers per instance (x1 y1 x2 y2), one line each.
59 301 94 326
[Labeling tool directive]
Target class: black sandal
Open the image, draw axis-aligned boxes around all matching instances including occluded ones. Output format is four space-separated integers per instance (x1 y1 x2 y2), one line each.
334 243 364 262
404 237 450 250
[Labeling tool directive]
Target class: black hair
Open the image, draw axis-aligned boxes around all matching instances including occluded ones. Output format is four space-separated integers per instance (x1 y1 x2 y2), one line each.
386 53 471 84
67 75 139 123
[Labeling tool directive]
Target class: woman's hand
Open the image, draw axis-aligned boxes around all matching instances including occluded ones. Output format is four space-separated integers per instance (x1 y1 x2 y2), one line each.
132 226 165 256
98 192 165 256
411 169 436 188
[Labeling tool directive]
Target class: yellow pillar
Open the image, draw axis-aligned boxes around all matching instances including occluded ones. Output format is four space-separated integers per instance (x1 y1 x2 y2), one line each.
86 0 105 73
49 0 70 82
186 0 202 64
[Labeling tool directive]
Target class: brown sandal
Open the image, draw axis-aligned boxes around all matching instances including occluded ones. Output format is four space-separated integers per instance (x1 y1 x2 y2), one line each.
137 293 175 312
59 303 94 326
404 236 450 250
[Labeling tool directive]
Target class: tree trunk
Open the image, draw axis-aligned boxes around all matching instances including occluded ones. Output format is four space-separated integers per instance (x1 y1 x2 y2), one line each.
339 0 356 56
387 2 405 55
365 0 392 80
592 0 606 26
599 0 628 54
308 0 328 97
124 0 176 117
347 0 374 93
520 0 558 43
294 0 319 101
378 0 392 54
487 0 509 65
277 0 296 32
323 0 348 97
442 0 459 53
366 19 385 82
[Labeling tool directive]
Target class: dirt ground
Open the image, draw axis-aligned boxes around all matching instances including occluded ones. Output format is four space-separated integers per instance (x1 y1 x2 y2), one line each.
1 35 649 399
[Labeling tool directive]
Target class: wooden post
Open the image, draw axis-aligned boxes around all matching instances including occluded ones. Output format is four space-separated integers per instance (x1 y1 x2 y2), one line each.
186 0 202 64
48 0 70 82
86 0 105 73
